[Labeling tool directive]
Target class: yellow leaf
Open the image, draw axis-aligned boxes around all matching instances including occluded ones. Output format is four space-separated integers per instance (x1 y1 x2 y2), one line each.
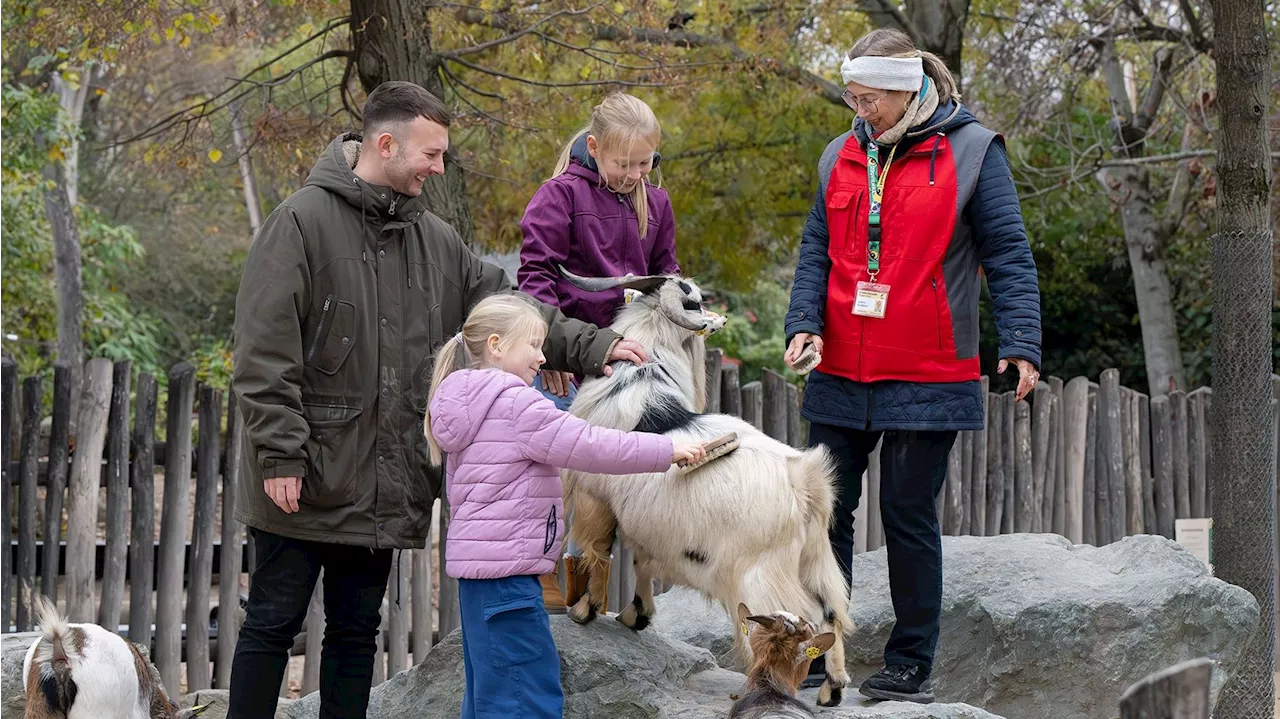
208 148 223 163
47 144 66 163
613 2 624 12
165 27 176 40
37 7 53 17
579 65 591 80
295 148 304 159
179 34 191 49
299 22 314 36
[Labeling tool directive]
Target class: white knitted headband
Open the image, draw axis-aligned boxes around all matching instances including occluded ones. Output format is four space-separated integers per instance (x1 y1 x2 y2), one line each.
840 55 924 91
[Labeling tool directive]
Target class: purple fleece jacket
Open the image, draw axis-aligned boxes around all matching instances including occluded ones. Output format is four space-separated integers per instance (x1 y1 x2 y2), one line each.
518 135 680 330
428 368 674 580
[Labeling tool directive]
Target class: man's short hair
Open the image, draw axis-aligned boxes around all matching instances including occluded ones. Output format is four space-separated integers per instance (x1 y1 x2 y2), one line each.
362 81 452 136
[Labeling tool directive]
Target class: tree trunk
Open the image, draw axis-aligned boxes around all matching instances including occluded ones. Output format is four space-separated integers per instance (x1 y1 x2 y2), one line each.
1206 0 1274 714
43 156 84 427
1107 164 1187 396
51 63 95 208
349 0 475 246
230 100 264 238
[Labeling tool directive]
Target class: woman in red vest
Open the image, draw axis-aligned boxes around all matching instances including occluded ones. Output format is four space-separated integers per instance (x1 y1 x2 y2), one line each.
784 28 1042 703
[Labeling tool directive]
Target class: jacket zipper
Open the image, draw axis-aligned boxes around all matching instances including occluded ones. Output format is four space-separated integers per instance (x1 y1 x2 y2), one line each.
389 197 397 215
304 294 336 365
933 277 944 350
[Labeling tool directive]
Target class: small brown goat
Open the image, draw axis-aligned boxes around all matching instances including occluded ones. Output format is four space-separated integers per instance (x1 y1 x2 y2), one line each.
728 603 836 719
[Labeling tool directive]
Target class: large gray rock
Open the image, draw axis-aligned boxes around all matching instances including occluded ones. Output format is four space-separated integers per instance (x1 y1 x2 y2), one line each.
3 632 39 717
659 534 1259 719
281 614 1002 719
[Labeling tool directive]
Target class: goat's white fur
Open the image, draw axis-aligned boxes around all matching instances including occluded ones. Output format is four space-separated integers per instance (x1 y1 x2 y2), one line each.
561 274 852 706
23 594 198 719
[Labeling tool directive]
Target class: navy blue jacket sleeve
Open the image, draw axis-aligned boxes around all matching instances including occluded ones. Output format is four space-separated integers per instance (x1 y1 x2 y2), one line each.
784 191 831 345
967 139 1042 368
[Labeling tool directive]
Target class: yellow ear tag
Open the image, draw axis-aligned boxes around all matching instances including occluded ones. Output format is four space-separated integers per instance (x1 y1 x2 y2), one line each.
741 622 748 636
623 289 640 304
805 646 821 659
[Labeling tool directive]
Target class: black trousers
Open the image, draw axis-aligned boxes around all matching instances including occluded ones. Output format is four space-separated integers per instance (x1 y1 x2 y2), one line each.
228 528 393 719
809 422 956 674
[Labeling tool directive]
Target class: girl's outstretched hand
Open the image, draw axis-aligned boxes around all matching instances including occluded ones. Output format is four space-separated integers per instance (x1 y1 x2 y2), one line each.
672 441 707 467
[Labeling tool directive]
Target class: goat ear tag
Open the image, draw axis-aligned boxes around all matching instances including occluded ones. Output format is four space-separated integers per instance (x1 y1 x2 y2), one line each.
624 289 641 304
805 646 821 659
741 621 748 636
853 281 890 318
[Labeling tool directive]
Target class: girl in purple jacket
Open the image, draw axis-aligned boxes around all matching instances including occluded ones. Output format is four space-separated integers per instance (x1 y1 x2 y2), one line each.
518 92 681 410
425 293 704 719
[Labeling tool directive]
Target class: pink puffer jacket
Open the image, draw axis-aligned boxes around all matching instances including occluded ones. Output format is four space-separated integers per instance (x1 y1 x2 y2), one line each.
428 368 674 580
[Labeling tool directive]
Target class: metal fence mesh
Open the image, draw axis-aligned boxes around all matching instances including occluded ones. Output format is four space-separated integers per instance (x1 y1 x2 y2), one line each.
1209 227 1276 719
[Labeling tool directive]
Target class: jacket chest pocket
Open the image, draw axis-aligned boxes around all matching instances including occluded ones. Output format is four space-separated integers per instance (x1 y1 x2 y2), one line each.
305 295 358 376
880 184 952 261
826 187 867 258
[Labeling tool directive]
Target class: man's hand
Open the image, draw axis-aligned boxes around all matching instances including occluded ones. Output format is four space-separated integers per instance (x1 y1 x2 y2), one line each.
540 369 574 397
999 357 1040 402
264 476 302 514
601 338 649 376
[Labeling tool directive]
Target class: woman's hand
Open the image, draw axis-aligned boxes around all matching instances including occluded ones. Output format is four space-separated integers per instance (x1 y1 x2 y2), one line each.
540 369 574 397
784 333 823 370
999 357 1040 402
672 441 708 467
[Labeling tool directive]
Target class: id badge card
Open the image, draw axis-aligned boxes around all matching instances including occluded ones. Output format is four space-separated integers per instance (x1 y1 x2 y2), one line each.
853 281 890 318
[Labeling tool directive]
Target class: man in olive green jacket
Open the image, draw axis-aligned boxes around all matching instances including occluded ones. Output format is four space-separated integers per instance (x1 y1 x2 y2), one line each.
227 81 645 719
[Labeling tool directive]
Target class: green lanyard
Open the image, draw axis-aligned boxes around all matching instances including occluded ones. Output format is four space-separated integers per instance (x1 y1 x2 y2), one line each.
864 142 896 278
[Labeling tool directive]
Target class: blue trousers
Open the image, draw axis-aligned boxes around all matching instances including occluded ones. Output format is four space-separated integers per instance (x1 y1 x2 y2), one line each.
459 575 563 718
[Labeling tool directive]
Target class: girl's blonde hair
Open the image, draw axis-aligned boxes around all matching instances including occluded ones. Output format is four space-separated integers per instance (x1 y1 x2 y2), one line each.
847 28 961 102
552 92 663 238
424 292 548 465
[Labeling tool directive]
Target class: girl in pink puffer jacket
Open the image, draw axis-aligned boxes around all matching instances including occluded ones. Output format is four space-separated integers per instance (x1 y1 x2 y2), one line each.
424 292 704 719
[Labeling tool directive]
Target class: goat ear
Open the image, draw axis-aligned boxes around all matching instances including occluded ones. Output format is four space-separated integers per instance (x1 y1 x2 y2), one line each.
802 632 837 659
746 614 778 630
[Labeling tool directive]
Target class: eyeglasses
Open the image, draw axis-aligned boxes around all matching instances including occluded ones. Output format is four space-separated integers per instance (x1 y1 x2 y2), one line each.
842 90 886 112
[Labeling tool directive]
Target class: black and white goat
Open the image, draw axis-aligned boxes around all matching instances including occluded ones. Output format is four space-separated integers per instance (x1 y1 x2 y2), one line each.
23 594 207 719
557 268 852 707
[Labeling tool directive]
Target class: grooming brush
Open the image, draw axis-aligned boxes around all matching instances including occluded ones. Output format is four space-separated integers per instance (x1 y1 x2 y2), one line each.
677 432 740 474
790 342 822 375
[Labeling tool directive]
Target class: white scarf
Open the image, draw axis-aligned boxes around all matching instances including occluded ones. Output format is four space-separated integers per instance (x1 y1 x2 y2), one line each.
867 76 940 146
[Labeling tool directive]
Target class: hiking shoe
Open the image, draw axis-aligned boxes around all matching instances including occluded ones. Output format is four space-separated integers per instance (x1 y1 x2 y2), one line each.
858 664 935 703
800 655 826 688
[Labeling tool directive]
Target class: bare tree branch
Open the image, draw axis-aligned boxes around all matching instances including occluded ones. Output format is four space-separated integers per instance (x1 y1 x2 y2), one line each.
1135 46 1177 131
857 0 925 46
449 3 601 58
452 6 845 105
441 53 675 88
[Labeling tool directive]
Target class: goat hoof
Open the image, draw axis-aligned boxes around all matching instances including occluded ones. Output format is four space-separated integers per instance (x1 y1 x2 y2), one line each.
817 680 844 707
616 597 651 631
568 596 599 625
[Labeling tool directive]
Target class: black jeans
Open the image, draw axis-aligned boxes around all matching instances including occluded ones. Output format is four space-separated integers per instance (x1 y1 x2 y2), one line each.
809 422 956 674
228 528 393 719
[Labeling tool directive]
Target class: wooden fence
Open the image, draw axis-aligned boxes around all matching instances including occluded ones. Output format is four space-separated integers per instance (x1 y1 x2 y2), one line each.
2 353 1276 696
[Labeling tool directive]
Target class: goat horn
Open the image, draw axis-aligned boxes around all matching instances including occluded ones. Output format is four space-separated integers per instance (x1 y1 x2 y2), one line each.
661 291 710 331
558 265 670 294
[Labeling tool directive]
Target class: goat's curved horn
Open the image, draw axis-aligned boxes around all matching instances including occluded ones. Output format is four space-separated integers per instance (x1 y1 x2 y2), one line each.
558 265 669 294
661 291 710 331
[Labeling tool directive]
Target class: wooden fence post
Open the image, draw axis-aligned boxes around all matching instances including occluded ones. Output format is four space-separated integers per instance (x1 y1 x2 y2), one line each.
1001 392 1016 534
985 392 1005 536
129 374 159 650
1045 393 1061 533
1063 377 1089 544
1138 392 1156 532
303 577 325 696
1170 390 1190 519
741 381 763 431
1188 388 1210 518
969 378 989 537
186 384 222 691
762 370 787 442
1123 388 1144 536
1050 376 1066 536
1083 383 1098 545
1 357 14 630
867 441 883 550
41 362 73 602
17 376 42 630
704 349 722 413
1099 369 1126 543
155 362 196 693
720 365 741 418
66 358 114 622
412 548 433 663
1118 657 1212 719
1014 398 1034 532
959 429 974 535
944 437 964 535
98 360 132 630
1031 382 1051 533
388 550 411 677
217 397 246 689
785 383 802 448
1151 395 1176 539
438 496 460 640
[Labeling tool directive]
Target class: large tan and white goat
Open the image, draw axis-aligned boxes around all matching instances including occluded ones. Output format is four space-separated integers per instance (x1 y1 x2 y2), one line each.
23 594 207 719
556 267 852 707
